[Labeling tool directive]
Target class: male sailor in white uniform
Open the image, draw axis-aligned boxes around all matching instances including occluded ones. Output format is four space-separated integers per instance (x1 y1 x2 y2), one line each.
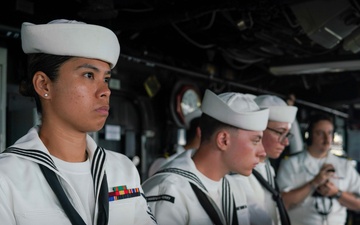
277 113 360 225
231 95 297 225
142 89 269 225
148 108 202 177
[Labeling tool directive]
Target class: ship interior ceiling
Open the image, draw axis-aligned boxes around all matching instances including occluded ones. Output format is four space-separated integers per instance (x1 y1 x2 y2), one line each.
4 0 360 176
3 0 360 112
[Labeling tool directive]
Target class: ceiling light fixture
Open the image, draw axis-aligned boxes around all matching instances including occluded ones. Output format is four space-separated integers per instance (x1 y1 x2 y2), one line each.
269 59 360 76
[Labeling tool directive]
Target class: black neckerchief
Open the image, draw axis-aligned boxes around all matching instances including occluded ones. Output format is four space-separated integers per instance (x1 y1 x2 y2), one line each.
252 169 291 225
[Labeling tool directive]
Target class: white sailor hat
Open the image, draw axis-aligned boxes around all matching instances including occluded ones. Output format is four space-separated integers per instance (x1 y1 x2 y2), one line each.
254 95 298 123
201 89 269 131
184 108 202 129
21 19 120 69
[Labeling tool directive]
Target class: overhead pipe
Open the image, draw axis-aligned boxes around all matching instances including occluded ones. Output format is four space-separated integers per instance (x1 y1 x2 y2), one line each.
120 53 349 118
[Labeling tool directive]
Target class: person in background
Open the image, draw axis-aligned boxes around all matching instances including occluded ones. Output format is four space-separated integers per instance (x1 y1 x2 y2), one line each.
231 95 297 225
142 89 269 225
0 19 156 225
148 108 202 177
277 113 360 225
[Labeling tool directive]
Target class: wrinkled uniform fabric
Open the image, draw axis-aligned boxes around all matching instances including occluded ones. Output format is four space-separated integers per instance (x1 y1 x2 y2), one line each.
231 160 279 225
0 127 157 225
276 150 360 225
142 150 250 225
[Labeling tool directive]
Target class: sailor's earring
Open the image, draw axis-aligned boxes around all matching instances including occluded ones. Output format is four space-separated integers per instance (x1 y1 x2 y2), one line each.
44 93 48 97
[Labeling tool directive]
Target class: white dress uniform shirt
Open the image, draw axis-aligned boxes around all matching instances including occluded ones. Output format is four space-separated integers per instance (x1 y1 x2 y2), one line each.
143 150 250 225
0 127 157 225
231 160 280 225
277 150 360 225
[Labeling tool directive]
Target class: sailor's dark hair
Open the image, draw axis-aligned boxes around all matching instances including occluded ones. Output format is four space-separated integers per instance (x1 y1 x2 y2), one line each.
306 113 333 145
19 53 72 114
